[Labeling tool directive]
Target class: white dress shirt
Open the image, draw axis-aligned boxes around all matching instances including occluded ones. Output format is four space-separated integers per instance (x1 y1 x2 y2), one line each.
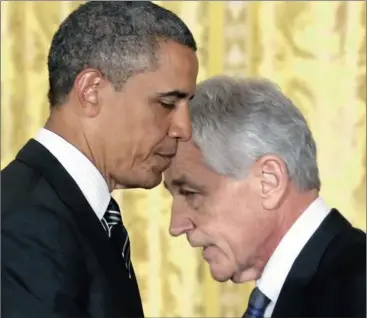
35 128 110 220
256 197 331 317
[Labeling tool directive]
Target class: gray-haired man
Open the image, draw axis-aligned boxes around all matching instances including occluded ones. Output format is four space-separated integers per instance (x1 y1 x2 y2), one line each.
164 76 366 318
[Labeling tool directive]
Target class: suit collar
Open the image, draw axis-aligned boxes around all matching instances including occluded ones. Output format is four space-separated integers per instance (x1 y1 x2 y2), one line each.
16 138 103 225
16 139 143 316
35 128 110 220
272 209 350 317
257 197 330 306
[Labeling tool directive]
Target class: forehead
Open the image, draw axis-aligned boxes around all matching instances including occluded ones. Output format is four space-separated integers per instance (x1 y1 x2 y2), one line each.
157 41 198 75
164 141 226 190
123 41 198 96
156 41 198 93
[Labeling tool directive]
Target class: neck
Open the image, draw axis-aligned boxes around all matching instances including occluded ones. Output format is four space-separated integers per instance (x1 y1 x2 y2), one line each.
234 188 319 283
45 109 115 191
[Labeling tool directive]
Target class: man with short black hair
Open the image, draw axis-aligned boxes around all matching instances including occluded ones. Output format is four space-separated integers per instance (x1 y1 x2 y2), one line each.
2 2 198 317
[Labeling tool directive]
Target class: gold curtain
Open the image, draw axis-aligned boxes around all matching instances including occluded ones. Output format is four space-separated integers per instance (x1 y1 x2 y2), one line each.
1 1 365 317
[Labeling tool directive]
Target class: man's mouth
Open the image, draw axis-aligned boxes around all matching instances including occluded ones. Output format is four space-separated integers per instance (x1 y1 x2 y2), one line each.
158 152 176 158
155 153 175 170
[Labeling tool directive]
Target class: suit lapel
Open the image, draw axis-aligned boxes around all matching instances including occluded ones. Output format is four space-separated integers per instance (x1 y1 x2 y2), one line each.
272 209 350 317
16 139 143 316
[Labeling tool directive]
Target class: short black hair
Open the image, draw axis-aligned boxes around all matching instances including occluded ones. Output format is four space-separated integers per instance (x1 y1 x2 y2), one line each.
47 1 197 107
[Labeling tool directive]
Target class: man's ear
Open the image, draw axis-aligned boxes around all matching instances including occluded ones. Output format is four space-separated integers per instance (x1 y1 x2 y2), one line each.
257 155 289 210
73 69 104 117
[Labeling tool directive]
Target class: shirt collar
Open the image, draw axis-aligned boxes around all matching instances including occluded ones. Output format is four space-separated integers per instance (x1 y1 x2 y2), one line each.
256 197 330 303
35 128 110 219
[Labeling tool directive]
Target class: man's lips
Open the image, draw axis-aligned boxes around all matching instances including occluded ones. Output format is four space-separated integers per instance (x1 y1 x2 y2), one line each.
157 152 176 158
155 153 175 169
189 241 209 249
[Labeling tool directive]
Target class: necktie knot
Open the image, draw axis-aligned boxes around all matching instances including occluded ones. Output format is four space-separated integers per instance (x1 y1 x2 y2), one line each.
107 197 120 213
104 197 122 226
243 287 270 318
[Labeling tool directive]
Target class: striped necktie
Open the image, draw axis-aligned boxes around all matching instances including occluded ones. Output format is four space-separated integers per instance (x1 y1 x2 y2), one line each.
243 287 271 318
102 197 131 278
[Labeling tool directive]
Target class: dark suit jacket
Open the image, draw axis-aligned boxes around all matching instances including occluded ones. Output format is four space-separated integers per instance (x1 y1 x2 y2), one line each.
271 209 366 318
1 139 145 318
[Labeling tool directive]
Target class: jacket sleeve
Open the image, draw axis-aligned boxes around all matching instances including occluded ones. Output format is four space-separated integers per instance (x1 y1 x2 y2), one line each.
2 205 89 318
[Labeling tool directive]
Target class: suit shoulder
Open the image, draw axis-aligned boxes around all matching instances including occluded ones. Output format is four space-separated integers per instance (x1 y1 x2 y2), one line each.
1 159 44 213
1 158 39 182
318 226 366 276
306 226 366 316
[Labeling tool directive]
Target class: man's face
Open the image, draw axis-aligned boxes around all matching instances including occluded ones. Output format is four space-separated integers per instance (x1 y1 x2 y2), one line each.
94 41 198 189
164 141 277 283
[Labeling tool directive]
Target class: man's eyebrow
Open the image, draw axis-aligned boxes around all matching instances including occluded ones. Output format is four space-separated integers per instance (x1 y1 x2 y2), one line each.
165 175 203 190
156 90 195 100
162 178 185 191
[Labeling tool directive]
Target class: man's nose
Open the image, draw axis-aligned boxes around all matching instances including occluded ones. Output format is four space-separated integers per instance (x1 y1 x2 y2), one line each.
169 216 194 237
168 103 192 142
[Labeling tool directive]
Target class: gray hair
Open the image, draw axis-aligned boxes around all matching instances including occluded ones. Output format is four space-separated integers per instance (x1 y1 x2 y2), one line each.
189 76 321 191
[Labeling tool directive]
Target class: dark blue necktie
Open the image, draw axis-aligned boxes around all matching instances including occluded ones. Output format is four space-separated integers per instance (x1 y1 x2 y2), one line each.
243 287 271 318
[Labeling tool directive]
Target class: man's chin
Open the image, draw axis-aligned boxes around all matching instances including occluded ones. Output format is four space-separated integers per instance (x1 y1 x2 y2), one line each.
118 172 162 190
231 274 246 284
209 266 233 283
139 172 163 189
213 272 251 284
